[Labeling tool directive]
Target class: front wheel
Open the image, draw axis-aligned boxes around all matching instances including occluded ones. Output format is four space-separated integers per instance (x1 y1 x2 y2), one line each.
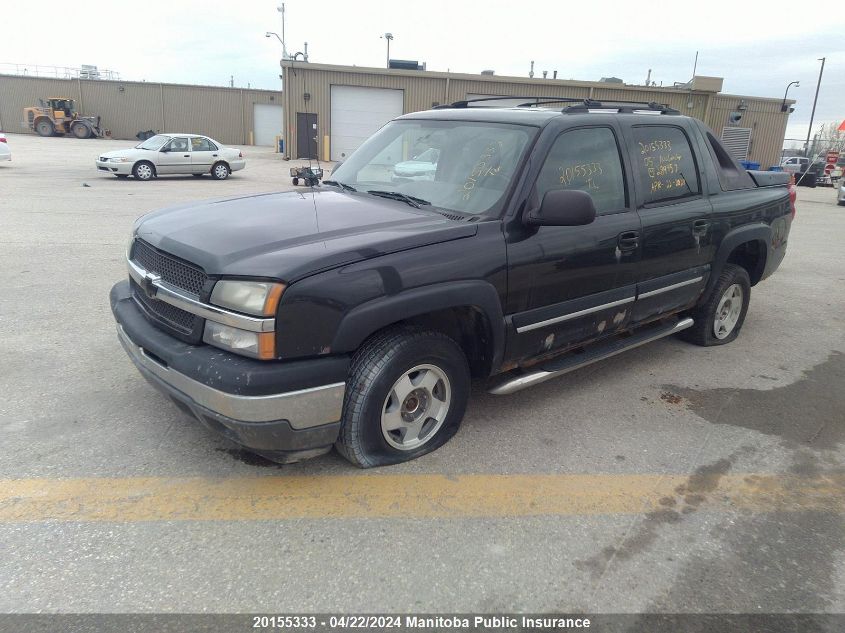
681 264 751 346
132 161 155 181
211 162 230 180
336 327 470 468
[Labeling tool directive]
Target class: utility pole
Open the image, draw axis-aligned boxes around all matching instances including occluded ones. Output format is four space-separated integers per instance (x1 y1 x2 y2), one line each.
804 57 825 156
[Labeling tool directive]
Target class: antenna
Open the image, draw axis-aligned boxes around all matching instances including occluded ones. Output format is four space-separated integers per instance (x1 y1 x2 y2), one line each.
529 60 534 78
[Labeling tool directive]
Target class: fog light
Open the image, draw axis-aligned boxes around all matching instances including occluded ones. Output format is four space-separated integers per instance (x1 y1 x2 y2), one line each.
203 321 275 359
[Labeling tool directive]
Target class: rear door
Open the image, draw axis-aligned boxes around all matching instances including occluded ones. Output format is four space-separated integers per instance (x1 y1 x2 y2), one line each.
625 122 712 323
190 136 218 174
157 136 192 174
506 122 642 360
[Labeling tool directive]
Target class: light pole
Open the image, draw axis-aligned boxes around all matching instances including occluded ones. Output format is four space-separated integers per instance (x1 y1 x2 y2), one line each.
381 32 393 68
276 4 288 60
781 80 799 113
804 57 825 156
265 32 287 60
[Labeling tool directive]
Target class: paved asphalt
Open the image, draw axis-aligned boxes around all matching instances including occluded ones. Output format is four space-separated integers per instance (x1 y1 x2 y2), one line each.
0 133 843 615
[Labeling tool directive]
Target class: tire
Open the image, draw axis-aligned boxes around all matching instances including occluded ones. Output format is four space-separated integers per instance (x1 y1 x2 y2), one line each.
211 161 230 180
292 177 299 185
681 264 751 346
115 174 129 179
132 161 155 181
336 327 471 468
71 123 92 139
35 119 54 137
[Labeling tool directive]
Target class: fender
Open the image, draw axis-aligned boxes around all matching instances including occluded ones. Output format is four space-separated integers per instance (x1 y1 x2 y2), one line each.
706 223 771 296
331 280 506 372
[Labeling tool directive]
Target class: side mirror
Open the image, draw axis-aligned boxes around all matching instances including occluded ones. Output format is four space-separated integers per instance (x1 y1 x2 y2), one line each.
525 189 597 227
160 147 169 152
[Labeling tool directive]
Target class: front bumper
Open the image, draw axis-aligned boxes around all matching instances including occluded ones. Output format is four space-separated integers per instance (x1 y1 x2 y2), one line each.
111 280 348 461
96 159 132 175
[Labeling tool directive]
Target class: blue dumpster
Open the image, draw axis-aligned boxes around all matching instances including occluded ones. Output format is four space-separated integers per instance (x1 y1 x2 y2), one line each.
740 160 761 170
278 138 284 153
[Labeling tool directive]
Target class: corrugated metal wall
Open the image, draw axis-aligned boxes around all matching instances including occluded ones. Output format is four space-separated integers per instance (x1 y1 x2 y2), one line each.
706 94 787 168
280 63 790 169
0 74 282 145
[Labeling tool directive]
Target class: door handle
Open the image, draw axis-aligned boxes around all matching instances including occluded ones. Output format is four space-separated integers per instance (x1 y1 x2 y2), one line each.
618 231 639 252
183 154 190 158
692 219 710 235
212 154 218 157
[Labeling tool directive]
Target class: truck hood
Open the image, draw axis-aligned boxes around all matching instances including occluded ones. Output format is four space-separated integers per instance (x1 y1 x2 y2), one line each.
134 189 477 282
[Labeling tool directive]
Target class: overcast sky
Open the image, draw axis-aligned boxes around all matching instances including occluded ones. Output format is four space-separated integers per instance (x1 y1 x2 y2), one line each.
2 0 841 144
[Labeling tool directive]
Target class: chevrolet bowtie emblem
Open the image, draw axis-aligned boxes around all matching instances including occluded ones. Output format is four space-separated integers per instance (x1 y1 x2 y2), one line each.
141 272 161 299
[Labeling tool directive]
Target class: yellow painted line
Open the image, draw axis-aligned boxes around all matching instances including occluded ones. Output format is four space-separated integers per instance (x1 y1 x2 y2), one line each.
0 473 842 523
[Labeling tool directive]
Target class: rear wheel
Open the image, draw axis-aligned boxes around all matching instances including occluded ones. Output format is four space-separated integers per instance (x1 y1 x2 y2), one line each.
211 162 230 180
336 327 470 468
132 161 155 181
35 119 54 137
681 264 751 346
292 177 300 185
71 122 92 139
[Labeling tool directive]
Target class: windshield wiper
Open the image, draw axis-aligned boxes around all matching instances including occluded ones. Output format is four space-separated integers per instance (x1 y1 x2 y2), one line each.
366 190 430 208
323 180 357 192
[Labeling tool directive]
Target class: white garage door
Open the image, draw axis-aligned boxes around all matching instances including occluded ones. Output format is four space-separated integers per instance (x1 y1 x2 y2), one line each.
253 103 283 146
330 86 404 161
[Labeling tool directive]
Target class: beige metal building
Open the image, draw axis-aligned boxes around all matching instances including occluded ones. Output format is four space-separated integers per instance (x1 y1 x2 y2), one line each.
281 62 792 169
0 74 283 146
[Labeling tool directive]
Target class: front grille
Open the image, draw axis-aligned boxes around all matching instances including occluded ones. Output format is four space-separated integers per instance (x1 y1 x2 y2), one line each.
131 279 199 341
132 239 207 296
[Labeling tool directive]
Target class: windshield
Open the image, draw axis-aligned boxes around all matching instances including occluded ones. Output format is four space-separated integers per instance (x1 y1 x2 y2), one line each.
136 135 170 150
331 120 535 216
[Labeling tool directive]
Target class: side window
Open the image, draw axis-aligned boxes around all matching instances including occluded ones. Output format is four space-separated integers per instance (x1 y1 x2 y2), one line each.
168 137 190 152
191 137 214 151
535 127 627 215
631 126 700 205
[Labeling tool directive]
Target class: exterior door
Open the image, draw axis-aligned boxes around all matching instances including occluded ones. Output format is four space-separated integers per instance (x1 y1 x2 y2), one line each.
296 113 318 159
625 123 712 323
506 124 641 361
189 136 218 174
157 137 192 174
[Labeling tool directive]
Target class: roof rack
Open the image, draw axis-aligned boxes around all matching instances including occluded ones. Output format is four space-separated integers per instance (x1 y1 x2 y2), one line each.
432 96 681 115
433 96 558 109
563 99 680 114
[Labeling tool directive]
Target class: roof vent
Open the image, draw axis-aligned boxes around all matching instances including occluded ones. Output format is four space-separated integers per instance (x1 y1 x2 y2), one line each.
481 70 495 75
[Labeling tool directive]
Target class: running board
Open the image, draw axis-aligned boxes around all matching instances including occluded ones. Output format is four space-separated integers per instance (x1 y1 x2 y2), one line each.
489 317 694 396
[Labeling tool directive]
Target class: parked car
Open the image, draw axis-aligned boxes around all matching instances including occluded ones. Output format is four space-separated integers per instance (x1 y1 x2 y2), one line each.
393 147 440 180
0 132 10 162
95 134 244 180
781 156 810 174
837 182 845 205
110 100 794 467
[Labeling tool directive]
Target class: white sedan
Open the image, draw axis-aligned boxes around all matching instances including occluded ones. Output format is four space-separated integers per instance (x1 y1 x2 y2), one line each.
0 132 10 162
95 134 245 180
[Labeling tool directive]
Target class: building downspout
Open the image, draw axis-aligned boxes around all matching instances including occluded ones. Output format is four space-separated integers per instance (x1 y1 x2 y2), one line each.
240 88 246 145
159 83 166 131
444 75 450 105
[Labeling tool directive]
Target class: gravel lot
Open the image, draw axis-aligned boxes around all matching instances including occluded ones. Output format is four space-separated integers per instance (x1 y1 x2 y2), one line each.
1 132 843 614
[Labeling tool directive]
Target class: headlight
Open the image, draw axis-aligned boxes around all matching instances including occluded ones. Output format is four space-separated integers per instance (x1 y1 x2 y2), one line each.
203 321 275 360
210 280 285 316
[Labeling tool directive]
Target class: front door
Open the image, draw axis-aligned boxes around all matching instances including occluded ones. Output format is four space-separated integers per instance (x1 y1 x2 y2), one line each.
624 123 712 323
506 124 642 362
157 136 192 174
296 113 318 159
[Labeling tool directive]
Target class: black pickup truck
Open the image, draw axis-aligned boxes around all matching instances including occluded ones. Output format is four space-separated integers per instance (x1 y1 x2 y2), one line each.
110 99 794 467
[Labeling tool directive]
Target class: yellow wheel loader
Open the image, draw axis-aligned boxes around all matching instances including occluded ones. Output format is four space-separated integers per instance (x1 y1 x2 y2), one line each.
23 98 110 139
